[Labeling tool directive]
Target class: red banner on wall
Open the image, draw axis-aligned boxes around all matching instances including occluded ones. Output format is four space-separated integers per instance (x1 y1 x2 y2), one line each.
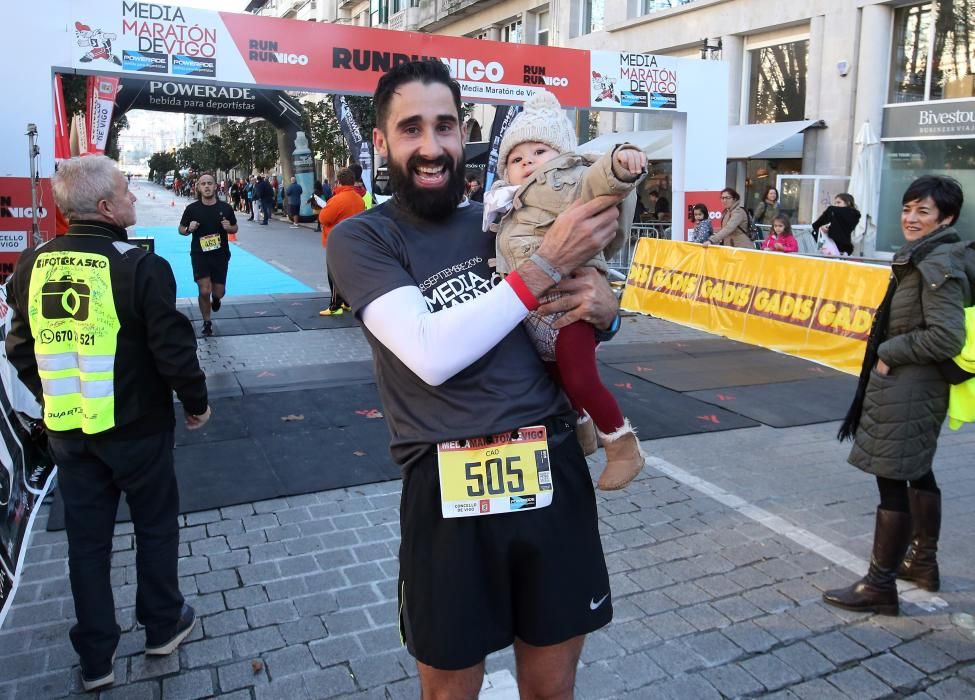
0 178 56 284
218 13 591 106
684 191 725 241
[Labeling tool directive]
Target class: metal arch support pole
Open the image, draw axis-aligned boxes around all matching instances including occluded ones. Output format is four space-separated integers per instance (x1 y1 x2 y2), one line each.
26 123 43 248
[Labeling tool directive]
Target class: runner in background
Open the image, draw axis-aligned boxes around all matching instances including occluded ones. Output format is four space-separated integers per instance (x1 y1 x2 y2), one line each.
178 173 238 337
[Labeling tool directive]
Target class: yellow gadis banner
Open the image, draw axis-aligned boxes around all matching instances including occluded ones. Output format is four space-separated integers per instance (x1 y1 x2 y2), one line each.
621 240 891 375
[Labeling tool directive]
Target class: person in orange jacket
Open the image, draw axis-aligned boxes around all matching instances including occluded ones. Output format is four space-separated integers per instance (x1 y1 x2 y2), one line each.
319 167 366 316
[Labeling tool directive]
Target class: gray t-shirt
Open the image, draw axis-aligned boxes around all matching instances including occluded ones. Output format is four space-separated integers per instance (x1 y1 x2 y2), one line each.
327 199 570 469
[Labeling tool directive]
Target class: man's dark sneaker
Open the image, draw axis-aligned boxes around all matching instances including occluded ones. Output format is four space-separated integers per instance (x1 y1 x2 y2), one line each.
81 653 115 692
202 321 213 337
145 604 196 656
211 296 221 312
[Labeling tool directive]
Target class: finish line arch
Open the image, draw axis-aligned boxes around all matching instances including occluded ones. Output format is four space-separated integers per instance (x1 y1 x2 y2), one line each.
2 0 728 280
113 76 310 209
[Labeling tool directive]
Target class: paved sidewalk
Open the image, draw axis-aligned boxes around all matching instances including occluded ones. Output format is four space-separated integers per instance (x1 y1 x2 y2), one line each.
2 309 973 697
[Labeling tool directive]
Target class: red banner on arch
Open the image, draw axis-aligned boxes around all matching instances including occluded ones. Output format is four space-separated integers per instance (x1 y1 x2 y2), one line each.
218 13 591 106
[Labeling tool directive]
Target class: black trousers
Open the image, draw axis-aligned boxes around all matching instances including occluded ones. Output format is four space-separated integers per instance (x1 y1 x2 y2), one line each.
261 198 274 223
48 430 183 670
326 264 347 312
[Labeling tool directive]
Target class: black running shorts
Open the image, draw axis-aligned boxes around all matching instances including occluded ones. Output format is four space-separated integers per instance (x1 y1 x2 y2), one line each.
397 415 612 670
191 253 230 285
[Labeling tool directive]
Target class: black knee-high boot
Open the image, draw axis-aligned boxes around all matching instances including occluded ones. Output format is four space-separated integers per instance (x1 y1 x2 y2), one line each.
823 508 912 616
897 488 941 592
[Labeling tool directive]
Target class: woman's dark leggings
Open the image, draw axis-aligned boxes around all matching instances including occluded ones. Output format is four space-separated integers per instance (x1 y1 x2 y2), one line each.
876 472 940 512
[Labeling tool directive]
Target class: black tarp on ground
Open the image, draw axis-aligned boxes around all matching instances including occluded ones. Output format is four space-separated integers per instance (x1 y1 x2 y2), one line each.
199 316 300 337
608 350 844 392
46 337 855 529
47 384 395 530
687 375 857 428
178 298 359 333
280 298 360 331
235 362 375 394
598 365 759 438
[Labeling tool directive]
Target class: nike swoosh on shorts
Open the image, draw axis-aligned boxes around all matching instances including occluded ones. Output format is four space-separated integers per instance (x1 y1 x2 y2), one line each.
590 594 609 610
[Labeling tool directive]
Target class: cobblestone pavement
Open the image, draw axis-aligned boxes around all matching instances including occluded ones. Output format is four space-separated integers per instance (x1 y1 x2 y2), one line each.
2 184 972 698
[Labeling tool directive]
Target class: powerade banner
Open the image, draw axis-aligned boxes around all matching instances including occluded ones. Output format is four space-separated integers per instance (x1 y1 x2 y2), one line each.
69 1 591 106
590 51 679 110
621 240 890 375
85 75 120 156
333 95 372 195
0 286 57 629
484 105 521 192
113 77 303 129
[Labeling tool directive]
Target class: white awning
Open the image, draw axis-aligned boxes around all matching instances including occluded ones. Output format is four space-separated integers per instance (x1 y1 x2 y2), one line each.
577 130 670 155
578 120 822 161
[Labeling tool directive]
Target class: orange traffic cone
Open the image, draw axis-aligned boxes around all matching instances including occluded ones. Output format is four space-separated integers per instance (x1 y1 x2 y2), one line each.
229 232 238 242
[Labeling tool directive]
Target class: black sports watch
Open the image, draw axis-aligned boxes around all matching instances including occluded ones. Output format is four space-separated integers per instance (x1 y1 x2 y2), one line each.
595 313 622 343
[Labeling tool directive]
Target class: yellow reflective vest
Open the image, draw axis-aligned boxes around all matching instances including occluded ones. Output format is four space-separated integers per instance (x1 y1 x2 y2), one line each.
27 251 120 433
948 307 975 430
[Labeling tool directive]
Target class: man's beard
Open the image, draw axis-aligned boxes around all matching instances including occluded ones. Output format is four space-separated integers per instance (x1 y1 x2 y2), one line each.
388 152 466 221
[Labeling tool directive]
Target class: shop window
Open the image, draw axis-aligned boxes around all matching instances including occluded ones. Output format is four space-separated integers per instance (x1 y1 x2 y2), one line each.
748 40 809 124
876 140 975 252
744 160 803 221
582 0 604 35
890 1 975 103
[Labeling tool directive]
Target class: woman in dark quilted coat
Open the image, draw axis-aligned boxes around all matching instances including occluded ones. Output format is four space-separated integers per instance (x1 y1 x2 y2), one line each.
824 176 970 616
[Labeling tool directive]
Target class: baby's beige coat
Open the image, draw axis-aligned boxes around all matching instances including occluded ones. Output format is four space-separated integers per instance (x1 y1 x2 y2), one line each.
492 146 644 275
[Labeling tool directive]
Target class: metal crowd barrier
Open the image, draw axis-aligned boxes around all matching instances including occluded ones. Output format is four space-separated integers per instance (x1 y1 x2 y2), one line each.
607 222 670 280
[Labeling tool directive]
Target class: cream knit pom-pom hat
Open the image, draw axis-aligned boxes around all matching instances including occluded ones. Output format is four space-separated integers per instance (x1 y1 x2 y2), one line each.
497 89 577 179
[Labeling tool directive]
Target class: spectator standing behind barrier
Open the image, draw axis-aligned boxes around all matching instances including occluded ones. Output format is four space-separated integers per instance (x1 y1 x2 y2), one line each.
754 186 781 225
308 180 325 232
285 176 303 228
825 175 972 616
244 176 256 220
690 203 713 243
229 179 241 212
704 188 753 248
5 156 210 692
349 163 373 209
647 189 670 221
761 215 799 253
812 193 861 256
255 175 274 226
318 168 365 317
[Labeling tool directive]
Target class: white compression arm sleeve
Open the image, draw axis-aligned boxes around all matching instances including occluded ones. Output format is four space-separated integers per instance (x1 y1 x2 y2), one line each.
359 282 530 386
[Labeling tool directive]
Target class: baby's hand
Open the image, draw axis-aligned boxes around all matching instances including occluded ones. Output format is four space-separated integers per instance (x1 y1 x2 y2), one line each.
615 149 647 177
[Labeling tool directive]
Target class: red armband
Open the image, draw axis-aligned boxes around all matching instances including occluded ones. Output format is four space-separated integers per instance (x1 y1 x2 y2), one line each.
505 271 539 311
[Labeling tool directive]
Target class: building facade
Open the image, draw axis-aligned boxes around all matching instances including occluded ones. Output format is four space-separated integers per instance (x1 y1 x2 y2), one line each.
244 0 975 253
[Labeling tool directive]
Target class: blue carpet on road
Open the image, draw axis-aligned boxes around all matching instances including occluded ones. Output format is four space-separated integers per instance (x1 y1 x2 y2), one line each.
133 226 314 298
